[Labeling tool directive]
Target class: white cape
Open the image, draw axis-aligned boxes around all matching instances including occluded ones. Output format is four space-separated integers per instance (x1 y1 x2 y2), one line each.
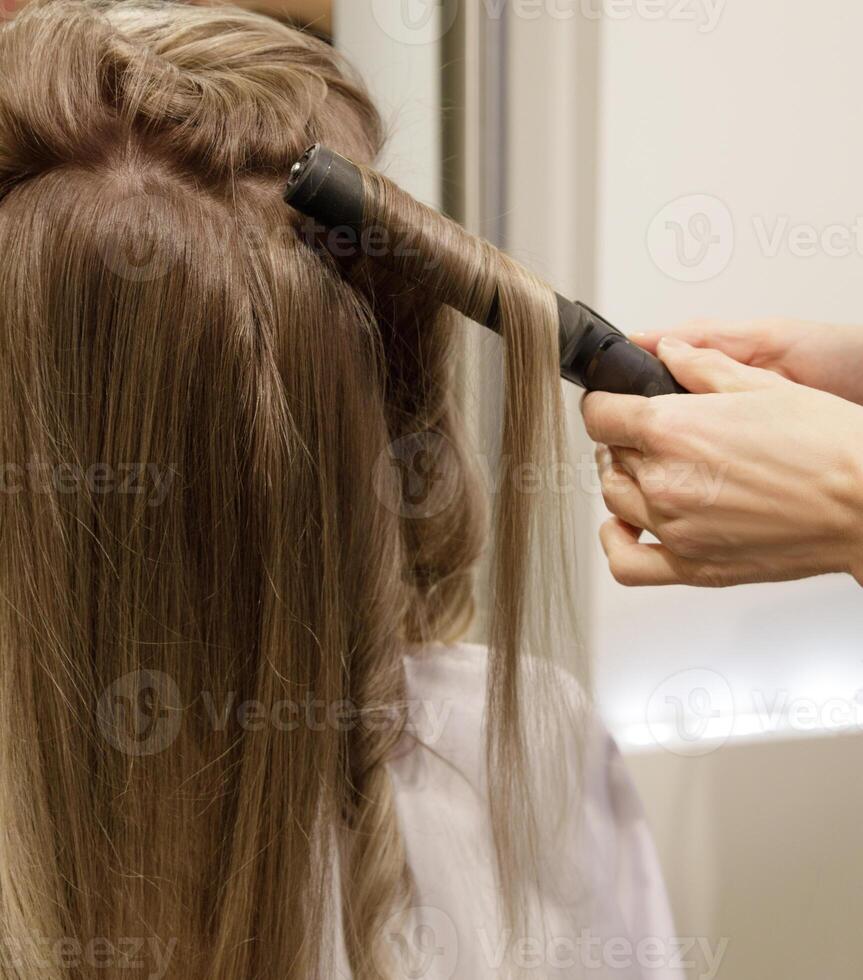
334 642 683 980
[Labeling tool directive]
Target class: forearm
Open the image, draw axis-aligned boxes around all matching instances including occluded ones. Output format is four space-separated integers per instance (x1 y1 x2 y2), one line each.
633 319 863 406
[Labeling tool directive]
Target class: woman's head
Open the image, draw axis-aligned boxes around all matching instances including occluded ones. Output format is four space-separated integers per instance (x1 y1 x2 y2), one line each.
0 2 576 977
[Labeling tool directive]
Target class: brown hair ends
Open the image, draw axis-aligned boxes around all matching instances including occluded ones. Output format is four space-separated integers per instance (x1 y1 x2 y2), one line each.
0 2 585 977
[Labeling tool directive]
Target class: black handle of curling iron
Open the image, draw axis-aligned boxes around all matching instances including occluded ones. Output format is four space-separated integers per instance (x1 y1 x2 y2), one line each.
284 145 687 398
559 299 686 396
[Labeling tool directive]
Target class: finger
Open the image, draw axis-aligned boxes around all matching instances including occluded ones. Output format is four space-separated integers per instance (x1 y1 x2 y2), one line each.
609 445 644 480
600 519 741 587
596 442 628 478
600 519 689 587
630 320 728 356
595 443 611 476
657 338 780 394
628 332 663 354
597 455 653 531
596 445 647 495
581 392 649 449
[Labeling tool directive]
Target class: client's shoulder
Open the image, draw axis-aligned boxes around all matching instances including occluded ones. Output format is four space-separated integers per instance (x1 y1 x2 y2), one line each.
402 640 491 708
398 641 596 784
398 642 490 778
402 639 590 716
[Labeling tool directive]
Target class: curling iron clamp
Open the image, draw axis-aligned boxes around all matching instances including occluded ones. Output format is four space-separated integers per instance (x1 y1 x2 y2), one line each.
283 144 687 398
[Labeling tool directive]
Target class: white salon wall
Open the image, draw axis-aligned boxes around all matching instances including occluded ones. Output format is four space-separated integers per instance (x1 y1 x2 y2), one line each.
338 1 863 739
590 0 863 749
333 0 441 207
590 2 863 977
505 2 863 978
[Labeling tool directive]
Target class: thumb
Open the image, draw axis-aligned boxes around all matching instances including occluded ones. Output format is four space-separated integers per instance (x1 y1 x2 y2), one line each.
657 336 779 394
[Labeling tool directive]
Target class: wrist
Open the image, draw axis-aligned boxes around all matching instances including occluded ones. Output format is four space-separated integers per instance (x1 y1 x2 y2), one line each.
833 416 863 585
831 325 863 406
780 322 863 404
848 507 863 587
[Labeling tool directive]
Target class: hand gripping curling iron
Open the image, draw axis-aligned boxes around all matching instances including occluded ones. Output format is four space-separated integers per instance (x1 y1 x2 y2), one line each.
283 144 686 398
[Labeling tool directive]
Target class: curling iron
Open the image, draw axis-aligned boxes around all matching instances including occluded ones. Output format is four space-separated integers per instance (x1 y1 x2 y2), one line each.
283 144 686 398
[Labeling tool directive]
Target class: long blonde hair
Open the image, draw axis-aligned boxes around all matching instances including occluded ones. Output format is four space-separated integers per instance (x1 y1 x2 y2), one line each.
0 2 581 977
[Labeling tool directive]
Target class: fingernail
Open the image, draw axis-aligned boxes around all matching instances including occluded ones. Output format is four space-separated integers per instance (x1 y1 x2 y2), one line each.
658 336 691 352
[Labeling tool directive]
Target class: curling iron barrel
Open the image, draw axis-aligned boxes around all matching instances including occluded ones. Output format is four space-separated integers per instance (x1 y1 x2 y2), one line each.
284 144 687 398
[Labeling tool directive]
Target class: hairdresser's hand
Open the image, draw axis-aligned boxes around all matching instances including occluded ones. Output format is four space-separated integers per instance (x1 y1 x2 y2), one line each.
581 338 863 588
632 319 863 406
